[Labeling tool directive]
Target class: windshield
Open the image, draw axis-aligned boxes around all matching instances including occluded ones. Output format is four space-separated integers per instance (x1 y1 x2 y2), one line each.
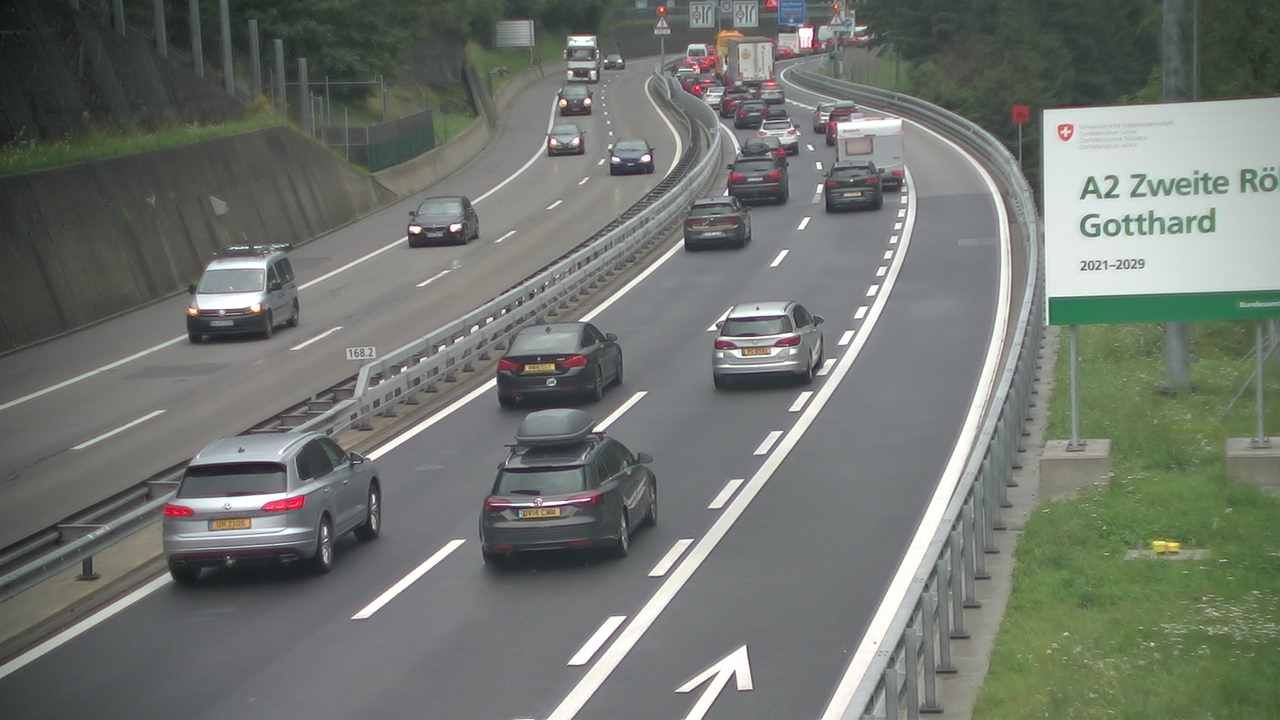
567 48 596 60
562 86 589 98
615 141 648 152
551 124 580 135
687 47 707 57
416 198 463 217
494 467 588 496
179 462 287 498
509 326 580 355
608 54 622 61
197 268 265 294
722 315 793 336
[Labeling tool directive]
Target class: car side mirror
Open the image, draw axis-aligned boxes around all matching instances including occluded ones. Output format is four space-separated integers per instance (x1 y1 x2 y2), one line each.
813 315 825 326
268 280 283 292
606 332 618 342
187 283 197 294
635 452 654 465
350 452 366 465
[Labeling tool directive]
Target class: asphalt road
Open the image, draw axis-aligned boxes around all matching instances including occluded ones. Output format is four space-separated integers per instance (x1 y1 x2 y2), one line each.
0 61 685 549
0 62 1008 720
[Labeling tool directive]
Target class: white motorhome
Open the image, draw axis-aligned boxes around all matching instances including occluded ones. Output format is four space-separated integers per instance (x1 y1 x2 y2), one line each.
564 34 601 83
834 117 905 190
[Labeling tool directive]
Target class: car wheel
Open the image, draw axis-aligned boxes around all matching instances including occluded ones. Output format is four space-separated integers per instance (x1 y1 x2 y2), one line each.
713 373 727 390
498 393 518 409
311 516 334 574
644 485 658 527
407 237 419 248
287 300 300 327
825 199 834 212
801 350 816 385
168 560 200 585
874 194 884 210
613 511 631 558
613 356 624 387
262 310 274 339
609 168 617 176
482 550 508 569
188 332 202 344
354 483 381 541
589 368 605 402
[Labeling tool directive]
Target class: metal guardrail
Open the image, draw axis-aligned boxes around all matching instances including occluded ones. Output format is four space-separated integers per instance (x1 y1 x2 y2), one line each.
0 70 723 604
784 69 1043 719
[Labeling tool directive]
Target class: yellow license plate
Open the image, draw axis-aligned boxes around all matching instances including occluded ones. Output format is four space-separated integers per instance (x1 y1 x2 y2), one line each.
523 362 557 374
517 507 562 519
210 518 251 530
742 347 770 356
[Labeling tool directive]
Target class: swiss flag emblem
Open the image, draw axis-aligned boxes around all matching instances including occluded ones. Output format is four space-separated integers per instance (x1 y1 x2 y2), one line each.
1057 123 1075 142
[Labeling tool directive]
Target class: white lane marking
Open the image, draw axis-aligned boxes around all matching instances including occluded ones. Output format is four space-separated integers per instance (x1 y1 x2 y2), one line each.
351 539 466 620
838 330 855 346
579 176 591 186
593 391 648 432
648 539 695 578
1 99 563 413
707 479 745 510
289 326 343 351
707 306 732 332
889 234 899 245
866 284 880 297
494 230 517 244
817 358 837 376
722 188 729 196
547 200 564 211
0 574 172 681
900 193 909 204
854 305 869 321
876 265 888 277
883 250 894 260
894 221 903 231
597 158 606 166
815 183 823 194
606 119 612 126
815 161 823 171
769 250 789 268
608 130 613 136
796 216 811 231
581 240 683 322
752 430 783 456
71 409 166 451
568 616 628 667
718 122 742 154
604 111 609 116
806 144 815 152
788 391 814 413
897 208 907 218
416 269 452 288
544 166 922 720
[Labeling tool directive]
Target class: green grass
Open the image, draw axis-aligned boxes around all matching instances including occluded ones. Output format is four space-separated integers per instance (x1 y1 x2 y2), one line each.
974 322 1280 719
467 41 564 93
0 111 282 177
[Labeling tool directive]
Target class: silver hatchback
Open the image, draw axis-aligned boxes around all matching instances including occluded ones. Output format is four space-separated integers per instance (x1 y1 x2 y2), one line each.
712 301 825 387
162 433 381 583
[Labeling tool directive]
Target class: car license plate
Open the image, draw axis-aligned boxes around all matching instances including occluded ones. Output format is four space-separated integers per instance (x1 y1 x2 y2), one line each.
742 347 770 356
703 231 725 237
523 362 557 374
518 507 562 519
426 231 444 238
844 191 863 198
210 518 251 530
747 177 763 182
209 320 233 327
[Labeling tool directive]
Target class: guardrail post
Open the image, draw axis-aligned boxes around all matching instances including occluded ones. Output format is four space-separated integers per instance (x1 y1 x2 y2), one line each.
920 592 943 712
965 501 988 585
934 558 957 669
949 529 970 637
904 628 921 719
78 556 100 581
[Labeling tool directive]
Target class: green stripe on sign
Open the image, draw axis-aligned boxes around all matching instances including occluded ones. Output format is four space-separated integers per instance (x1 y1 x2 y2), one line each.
1049 290 1280 325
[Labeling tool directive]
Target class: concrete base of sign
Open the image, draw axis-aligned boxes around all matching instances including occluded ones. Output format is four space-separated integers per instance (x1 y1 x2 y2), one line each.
1225 437 1280 492
1038 439 1112 503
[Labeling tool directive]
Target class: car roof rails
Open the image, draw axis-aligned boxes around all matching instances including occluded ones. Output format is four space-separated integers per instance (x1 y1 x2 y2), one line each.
513 409 600 447
216 242 294 257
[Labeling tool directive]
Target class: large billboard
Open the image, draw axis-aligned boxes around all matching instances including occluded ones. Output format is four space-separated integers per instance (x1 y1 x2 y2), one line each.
1043 97 1280 325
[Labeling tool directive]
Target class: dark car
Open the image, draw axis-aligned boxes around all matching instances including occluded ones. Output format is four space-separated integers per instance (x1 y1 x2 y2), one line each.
608 138 656 175
547 123 586 156
558 85 593 116
826 105 866 145
734 100 767 129
720 87 754 118
813 100 858 133
759 84 785 105
740 136 787 162
774 45 797 61
496 321 623 408
727 156 789 204
479 409 656 564
764 105 789 120
407 196 479 246
684 196 751 250
690 73 720 97
604 53 625 70
824 160 884 212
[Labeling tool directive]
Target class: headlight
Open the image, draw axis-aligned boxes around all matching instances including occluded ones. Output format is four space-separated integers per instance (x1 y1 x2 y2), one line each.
559 98 568 108
583 97 592 105
249 303 263 314
408 224 422 233
186 306 198 317
449 222 463 233
640 154 652 163
589 71 597 79
611 156 621 164
570 137 581 146
549 138 559 146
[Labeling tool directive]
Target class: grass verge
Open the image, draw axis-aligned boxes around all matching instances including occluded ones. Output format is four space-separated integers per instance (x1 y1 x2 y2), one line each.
974 322 1280 718
467 41 563 94
0 111 282 177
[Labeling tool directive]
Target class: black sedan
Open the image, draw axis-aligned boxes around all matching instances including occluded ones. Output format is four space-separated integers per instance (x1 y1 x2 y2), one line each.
558 85 593 115
604 53 625 70
496 321 623 408
734 100 767 129
407 196 479 246
547 123 586 156
684 196 751 250
608 139 655 175
720 87 754 118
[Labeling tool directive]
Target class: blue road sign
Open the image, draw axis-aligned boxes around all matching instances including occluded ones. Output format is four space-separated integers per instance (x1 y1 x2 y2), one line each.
779 0 805 26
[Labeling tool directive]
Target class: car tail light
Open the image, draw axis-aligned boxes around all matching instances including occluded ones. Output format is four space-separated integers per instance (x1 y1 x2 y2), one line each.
484 497 513 512
728 172 746 183
764 169 782 181
892 169 905 177
497 358 521 372
567 491 602 507
774 335 802 347
772 148 785 158
825 179 840 188
558 354 589 369
163 503 194 517
261 495 306 513
866 175 880 185
714 339 737 350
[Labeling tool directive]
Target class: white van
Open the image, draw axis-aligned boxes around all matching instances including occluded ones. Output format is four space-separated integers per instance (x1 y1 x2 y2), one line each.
834 117 905 190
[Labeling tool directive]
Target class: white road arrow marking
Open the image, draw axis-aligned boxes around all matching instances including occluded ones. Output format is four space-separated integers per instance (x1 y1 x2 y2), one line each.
675 645 754 720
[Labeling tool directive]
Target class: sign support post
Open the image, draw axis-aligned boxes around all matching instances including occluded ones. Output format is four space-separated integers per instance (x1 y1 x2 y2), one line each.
1068 325 1084 451
1253 322 1270 448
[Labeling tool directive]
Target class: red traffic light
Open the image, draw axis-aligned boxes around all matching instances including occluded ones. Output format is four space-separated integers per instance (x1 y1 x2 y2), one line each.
657 4 667 15
832 2 840 11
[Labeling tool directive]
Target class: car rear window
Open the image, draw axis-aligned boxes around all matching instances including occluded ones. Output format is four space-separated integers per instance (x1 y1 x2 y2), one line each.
509 326 581 355
722 315 793 336
830 164 875 179
762 121 791 131
179 463 287 498
689 203 737 217
733 159 779 173
494 467 588 496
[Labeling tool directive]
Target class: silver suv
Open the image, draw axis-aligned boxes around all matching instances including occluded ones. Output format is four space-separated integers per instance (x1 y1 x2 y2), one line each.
163 432 381 584
185 245 300 342
712 301 825 387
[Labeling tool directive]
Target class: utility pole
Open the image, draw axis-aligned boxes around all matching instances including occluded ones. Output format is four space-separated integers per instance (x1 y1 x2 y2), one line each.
1161 0 1193 393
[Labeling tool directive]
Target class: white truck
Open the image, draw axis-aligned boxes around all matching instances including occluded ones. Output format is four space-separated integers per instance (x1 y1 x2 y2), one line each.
834 117 906 190
564 34 601 83
724 36 775 90
777 32 800 56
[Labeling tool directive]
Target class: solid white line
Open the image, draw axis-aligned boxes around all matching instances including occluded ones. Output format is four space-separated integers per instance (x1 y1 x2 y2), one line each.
0 574 172 681
898 208 907 218
579 176 591 186
817 358 837 376
797 216 811 231
546 200 564 211
788 391 814 413
289 326 343 351
369 379 497 460
351 539 465 620
718 121 742 154
707 306 732 332
806 144 815 152
648 539 695 577
752 430 783 456
494 229 517 244
568 616 627 666
769 250 789 268
876 265 888 277
854 305 869 321
72 409 166 451
866 284 880 297
416 269 452 288
889 235 899 245
581 240 684 322
593 391 647 432
838 330 855 346
0 336 185 413
707 479 745 510
300 236 406 291
884 250 894 260
471 100 559 205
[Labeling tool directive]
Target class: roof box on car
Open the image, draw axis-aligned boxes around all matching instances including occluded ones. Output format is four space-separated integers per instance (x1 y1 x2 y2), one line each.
514 409 596 447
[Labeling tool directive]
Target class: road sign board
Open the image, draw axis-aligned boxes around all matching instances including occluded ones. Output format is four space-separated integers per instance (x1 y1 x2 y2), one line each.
688 1 714 29
345 346 377 361
719 0 732 11
732 0 758 27
655 15 672 34
778 0 805 25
